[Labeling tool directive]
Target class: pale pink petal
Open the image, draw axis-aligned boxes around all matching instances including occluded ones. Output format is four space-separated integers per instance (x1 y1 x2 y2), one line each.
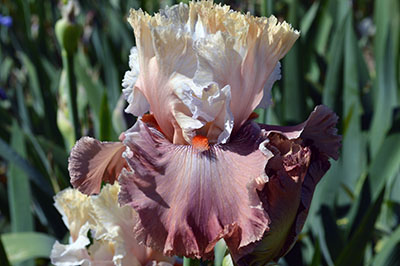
69 137 127 195
127 2 299 144
118 121 272 259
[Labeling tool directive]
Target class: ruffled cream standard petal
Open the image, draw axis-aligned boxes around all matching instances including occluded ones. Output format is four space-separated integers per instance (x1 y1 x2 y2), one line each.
91 183 174 266
53 188 93 241
125 0 299 145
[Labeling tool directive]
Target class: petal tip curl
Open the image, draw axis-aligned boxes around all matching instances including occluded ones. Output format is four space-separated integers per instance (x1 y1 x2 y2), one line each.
69 137 127 195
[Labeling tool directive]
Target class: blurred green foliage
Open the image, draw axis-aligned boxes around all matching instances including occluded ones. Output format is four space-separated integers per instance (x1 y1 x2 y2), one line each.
0 0 399 265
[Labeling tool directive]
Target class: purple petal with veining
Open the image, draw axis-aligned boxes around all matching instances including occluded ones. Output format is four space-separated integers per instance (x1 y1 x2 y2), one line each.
69 137 127 195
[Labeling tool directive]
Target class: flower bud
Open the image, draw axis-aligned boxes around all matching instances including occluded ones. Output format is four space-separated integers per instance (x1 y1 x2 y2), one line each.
55 18 82 54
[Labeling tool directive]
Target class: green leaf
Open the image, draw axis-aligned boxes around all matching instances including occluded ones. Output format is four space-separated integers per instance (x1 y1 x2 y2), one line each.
8 121 34 233
320 206 344 260
369 0 398 156
0 56 13 82
372 226 400 265
340 10 366 199
310 238 321 266
183 257 200 266
300 1 320 37
222 254 234 266
282 0 305 123
313 1 333 56
75 50 105 138
322 12 347 109
261 0 273 17
99 92 113 141
0 238 11 266
112 96 128 134
91 29 120 108
17 52 44 117
1 232 56 265
334 187 385 266
7 121 34 266
0 137 53 196
345 175 371 239
368 133 400 201
214 239 227 266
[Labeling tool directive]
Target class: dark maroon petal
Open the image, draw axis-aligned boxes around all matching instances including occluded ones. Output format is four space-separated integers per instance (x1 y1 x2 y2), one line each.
69 137 127 195
118 121 272 259
260 105 341 160
236 134 312 264
238 105 340 264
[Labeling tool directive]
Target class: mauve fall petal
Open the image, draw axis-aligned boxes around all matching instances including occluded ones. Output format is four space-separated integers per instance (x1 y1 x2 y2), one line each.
69 137 127 195
117 105 340 263
118 120 272 259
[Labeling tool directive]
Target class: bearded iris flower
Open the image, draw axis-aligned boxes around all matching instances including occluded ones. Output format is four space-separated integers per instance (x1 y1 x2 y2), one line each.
67 1 340 264
0 14 12 27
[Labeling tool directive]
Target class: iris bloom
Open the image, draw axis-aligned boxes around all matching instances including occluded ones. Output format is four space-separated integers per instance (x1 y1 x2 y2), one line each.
50 183 174 265
68 1 340 264
0 14 12 27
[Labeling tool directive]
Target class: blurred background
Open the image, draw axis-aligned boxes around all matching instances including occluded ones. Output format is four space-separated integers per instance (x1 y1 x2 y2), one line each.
0 0 399 265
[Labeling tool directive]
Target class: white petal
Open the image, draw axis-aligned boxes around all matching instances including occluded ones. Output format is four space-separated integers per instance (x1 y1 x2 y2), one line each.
88 241 115 265
50 223 92 266
53 188 93 241
122 86 150 116
173 111 205 143
90 183 152 266
257 62 281 109
173 74 233 144
122 47 150 116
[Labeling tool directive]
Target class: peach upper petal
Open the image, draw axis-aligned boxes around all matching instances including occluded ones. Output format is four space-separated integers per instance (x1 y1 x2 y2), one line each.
125 0 299 144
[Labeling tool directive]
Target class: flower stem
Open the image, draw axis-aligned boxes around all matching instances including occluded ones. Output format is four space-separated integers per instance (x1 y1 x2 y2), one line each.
183 257 200 266
62 49 81 140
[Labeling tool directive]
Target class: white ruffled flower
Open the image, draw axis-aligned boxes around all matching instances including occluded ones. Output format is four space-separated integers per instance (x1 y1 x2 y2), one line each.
50 183 174 266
